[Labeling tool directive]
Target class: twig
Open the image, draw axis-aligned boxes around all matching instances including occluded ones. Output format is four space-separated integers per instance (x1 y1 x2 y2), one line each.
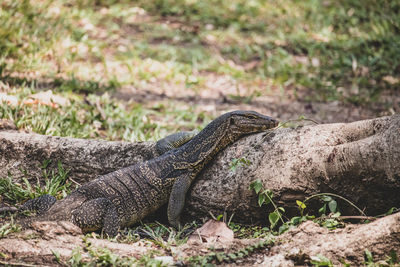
0 260 47 267
339 216 376 221
0 206 18 213
303 192 367 217
68 177 81 187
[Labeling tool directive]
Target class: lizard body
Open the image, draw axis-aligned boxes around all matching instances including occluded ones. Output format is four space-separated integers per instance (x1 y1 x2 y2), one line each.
20 111 278 236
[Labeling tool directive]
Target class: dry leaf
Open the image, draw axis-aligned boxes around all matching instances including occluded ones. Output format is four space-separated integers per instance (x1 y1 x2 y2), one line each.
0 93 18 106
188 219 234 244
24 90 70 108
383 76 399 85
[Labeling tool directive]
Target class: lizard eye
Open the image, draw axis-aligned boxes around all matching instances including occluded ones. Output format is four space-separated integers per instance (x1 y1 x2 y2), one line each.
229 117 235 125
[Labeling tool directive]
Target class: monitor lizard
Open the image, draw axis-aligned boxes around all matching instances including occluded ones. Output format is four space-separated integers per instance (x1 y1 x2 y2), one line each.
18 110 278 237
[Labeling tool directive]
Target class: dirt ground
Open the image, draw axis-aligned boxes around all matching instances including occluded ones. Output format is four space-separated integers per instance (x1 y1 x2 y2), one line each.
113 81 399 124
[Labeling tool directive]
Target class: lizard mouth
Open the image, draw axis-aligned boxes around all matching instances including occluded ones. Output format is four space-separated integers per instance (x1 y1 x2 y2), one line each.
253 118 279 129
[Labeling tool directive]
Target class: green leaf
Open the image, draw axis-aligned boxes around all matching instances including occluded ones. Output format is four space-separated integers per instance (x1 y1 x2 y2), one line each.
266 189 274 199
249 179 263 194
278 224 290 234
258 193 266 207
262 192 272 205
298 115 306 120
364 249 373 262
321 195 332 202
319 204 327 215
296 200 306 210
388 249 399 264
269 212 279 228
216 253 224 262
385 207 397 216
228 253 237 260
328 200 337 213
291 216 300 224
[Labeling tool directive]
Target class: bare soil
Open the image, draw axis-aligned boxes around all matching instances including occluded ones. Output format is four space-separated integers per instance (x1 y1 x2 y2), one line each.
113 79 399 124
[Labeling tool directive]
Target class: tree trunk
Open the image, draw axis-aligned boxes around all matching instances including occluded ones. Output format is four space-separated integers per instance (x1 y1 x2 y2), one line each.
1 115 399 221
0 130 158 184
186 114 400 222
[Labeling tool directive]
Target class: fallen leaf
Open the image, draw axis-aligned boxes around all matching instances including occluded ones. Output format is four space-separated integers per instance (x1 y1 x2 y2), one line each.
383 76 399 85
188 219 234 244
24 90 70 108
0 93 18 106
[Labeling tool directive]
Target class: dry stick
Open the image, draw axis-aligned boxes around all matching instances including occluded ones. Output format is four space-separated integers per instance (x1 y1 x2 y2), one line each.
0 260 42 267
338 216 376 221
0 207 18 213
280 118 320 126
261 117 320 142
68 177 82 187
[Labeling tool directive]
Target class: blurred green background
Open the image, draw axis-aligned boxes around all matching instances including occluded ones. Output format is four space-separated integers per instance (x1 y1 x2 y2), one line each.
1 0 399 141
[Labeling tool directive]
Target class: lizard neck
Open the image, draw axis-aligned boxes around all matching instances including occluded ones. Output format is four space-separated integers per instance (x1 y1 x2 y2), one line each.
171 115 236 172
159 110 278 174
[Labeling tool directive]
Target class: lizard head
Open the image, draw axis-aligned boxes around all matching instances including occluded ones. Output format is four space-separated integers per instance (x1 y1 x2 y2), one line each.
226 110 279 136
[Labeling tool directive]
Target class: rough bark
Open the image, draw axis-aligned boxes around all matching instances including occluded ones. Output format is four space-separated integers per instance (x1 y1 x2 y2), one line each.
1 115 399 220
186 114 400 221
0 130 158 184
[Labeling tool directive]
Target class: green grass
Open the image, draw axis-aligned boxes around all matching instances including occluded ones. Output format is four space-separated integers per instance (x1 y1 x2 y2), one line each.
1 0 398 109
0 86 210 141
0 161 71 204
0 218 21 239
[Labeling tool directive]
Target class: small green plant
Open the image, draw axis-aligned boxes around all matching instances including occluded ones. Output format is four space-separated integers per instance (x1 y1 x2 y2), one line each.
315 195 343 229
386 250 400 266
209 210 234 225
0 161 70 204
301 193 366 230
38 160 71 199
278 116 320 129
0 175 33 204
249 179 284 229
140 222 190 249
310 254 334 267
68 247 85 267
229 222 271 239
118 228 140 244
135 252 167 267
0 217 21 239
185 238 274 265
68 240 167 267
277 213 314 235
364 249 378 267
317 195 338 216
51 250 62 264
361 249 400 266
229 157 251 172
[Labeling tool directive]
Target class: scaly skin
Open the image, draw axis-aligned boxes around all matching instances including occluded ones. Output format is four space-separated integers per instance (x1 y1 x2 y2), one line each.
20 111 278 236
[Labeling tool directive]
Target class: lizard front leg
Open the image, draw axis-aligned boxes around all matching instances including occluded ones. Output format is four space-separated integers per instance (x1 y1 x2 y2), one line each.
71 198 119 237
167 173 193 228
20 194 57 214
